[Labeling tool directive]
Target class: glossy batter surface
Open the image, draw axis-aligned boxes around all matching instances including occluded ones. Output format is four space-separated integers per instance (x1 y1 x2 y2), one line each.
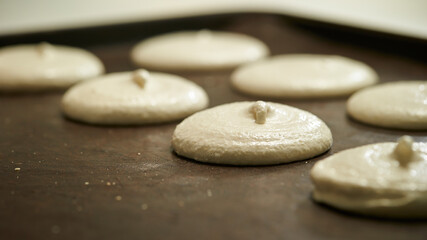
172 101 332 165
61 71 209 124
131 30 269 71
0 43 104 91
311 139 427 219
347 81 427 130
231 54 378 98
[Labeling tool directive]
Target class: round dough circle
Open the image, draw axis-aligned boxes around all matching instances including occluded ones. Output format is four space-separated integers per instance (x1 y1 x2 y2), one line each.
172 101 333 165
61 71 209 125
310 140 427 219
131 30 269 71
347 81 427 130
0 43 104 91
231 54 378 98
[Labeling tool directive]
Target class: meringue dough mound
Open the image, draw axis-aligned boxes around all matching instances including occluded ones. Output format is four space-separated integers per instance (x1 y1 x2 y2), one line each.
347 81 427 130
231 54 378 98
0 43 104 91
61 70 209 125
311 137 427 219
172 101 333 165
131 30 269 71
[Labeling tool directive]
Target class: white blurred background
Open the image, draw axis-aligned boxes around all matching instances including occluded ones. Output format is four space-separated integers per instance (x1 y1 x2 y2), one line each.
1 0 426 39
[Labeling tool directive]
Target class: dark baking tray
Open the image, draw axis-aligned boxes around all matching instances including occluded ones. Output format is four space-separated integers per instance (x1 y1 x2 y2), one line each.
1 13 426 240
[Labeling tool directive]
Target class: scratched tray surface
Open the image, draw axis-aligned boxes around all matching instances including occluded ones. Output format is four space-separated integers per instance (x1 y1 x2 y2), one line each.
1 14 426 240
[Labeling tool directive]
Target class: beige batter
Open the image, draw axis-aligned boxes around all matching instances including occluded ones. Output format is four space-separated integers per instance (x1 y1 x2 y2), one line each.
231 54 378 98
0 42 104 91
61 69 209 125
311 136 427 219
347 81 427 130
131 30 269 71
172 101 333 165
